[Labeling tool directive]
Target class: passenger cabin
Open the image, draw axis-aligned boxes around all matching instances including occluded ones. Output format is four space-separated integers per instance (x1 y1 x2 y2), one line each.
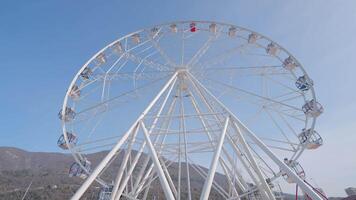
112 41 123 54
98 185 113 200
209 23 217 34
69 159 91 179
58 107 76 122
80 67 92 80
296 75 314 91
282 158 306 183
248 33 258 43
95 53 106 65
266 43 278 56
228 26 237 37
132 34 140 44
57 132 77 150
150 27 159 37
69 85 80 100
302 100 324 117
298 128 323 149
190 22 196 32
170 24 178 33
283 56 297 70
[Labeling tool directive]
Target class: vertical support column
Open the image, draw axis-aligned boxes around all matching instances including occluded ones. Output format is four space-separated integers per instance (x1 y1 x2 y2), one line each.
113 75 178 200
200 117 229 200
140 121 175 200
110 125 139 200
231 120 276 200
70 72 178 200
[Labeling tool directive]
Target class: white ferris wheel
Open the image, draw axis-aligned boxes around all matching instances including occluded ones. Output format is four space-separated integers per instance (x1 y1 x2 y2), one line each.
58 21 326 200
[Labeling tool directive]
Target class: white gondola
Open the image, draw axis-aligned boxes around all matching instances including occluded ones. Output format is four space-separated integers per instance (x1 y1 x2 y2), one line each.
69 159 91 179
58 107 76 122
282 158 306 183
131 34 140 44
209 23 217 34
248 191 262 200
170 24 178 33
248 33 258 43
296 75 313 91
283 56 297 70
57 132 77 150
298 128 323 149
266 43 278 56
228 26 237 37
80 67 92 80
266 178 274 189
97 185 113 200
190 22 197 32
69 85 80 100
302 99 324 117
150 27 159 37
112 41 123 53
95 53 106 65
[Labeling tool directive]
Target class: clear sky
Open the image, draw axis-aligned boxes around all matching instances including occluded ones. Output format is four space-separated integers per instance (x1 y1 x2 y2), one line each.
0 0 355 197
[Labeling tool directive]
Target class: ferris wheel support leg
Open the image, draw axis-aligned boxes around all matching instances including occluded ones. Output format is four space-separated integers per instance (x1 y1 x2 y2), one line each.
70 72 178 200
186 71 323 200
188 92 242 197
200 117 229 200
231 119 276 200
187 77 258 194
140 121 175 200
112 75 178 200
110 126 139 200
233 119 323 200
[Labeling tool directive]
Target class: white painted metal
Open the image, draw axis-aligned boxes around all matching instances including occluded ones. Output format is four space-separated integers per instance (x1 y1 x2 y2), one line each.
231 119 276 200
140 121 175 200
188 72 323 200
200 117 229 200
70 72 178 200
61 21 325 200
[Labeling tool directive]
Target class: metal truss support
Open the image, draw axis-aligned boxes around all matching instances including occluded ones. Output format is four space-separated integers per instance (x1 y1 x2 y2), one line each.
70 72 178 200
140 121 175 200
231 120 276 200
187 71 324 200
200 117 229 200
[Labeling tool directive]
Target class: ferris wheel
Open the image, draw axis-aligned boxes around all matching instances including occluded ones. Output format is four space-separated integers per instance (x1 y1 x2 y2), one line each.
57 21 325 200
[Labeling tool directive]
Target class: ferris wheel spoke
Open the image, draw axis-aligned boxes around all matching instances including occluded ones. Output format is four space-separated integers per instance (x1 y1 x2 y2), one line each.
74 74 172 118
201 65 283 71
266 106 305 122
205 77 303 112
267 90 303 104
264 109 298 151
196 43 249 69
122 49 170 71
265 75 302 94
187 28 222 68
146 29 177 68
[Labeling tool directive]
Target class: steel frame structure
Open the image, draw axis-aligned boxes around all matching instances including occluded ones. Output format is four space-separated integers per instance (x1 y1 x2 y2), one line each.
59 21 325 200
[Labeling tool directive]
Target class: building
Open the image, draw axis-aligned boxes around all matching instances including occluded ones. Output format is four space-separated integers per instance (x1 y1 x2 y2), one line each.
345 187 356 197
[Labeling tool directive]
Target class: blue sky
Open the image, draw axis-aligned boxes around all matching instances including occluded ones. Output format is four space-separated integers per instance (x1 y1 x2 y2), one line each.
0 0 355 197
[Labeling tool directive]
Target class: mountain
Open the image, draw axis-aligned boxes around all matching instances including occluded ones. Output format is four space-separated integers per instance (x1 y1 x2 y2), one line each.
0 147 225 200
0 147 345 200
